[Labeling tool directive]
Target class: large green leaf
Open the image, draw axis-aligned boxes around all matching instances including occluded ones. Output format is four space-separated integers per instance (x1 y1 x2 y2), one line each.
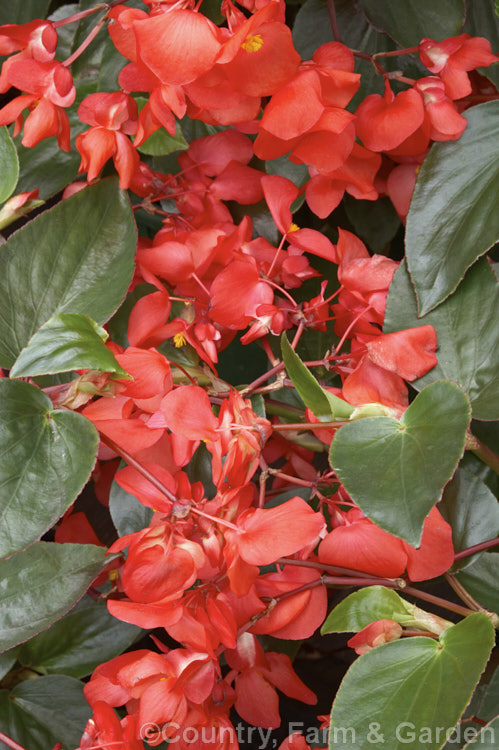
17 597 140 678
0 127 19 204
384 260 499 420
321 587 416 634
10 314 129 379
0 380 98 558
0 675 91 750
329 613 494 750
405 101 499 315
0 542 106 651
456 554 499 614
0 0 51 24
356 0 464 47
281 333 353 420
0 178 136 368
440 469 499 572
329 381 470 545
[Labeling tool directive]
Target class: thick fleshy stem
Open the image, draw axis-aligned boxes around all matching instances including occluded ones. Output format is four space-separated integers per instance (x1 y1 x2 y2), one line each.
445 574 484 612
276 557 476 616
401 585 474 618
466 432 499 475
454 537 499 560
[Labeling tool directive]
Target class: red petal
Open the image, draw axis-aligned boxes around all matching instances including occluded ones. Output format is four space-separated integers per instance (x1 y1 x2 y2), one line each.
355 84 425 151
237 497 325 565
342 356 408 412
403 507 454 581
263 651 317 705
127 290 172 347
366 325 438 381
260 69 324 140
161 385 219 441
235 669 280 728
134 10 221 86
261 174 297 234
318 514 408 577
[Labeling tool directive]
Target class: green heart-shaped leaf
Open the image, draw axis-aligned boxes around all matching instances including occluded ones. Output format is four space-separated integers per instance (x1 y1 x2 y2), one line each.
0 380 98 558
329 613 494 750
0 178 136 368
406 101 499 315
385 259 499 420
10 314 130 379
0 126 19 204
0 542 106 651
330 381 470 545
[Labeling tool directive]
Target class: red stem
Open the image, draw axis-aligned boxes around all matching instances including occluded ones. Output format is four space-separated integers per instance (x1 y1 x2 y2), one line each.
276 556 395 581
0 733 29 750
53 5 107 27
326 0 342 43
373 46 420 58
401 585 473 617
99 434 179 504
454 537 499 560
63 15 107 67
272 420 347 431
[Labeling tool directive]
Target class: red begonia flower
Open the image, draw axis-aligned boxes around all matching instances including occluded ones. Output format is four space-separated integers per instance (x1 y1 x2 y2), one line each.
419 34 498 99
355 80 425 152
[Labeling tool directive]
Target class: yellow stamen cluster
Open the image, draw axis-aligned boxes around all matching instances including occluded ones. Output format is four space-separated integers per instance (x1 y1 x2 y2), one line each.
241 33 264 53
174 332 187 348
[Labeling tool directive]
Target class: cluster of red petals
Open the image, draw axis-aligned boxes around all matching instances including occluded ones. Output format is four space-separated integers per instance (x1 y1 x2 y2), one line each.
319 505 454 581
